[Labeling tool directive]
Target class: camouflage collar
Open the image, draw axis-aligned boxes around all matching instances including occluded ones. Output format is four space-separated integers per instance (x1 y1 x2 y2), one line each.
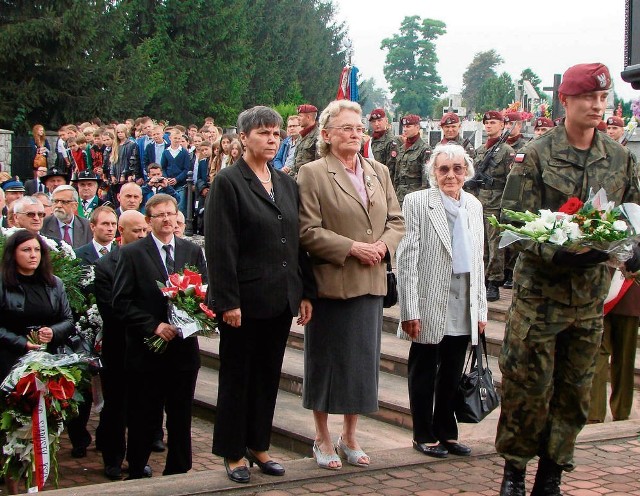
550 126 607 168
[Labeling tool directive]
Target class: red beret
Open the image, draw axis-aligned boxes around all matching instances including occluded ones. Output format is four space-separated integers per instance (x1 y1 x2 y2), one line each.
401 114 420 126
504 111 524 123
483 111 504 123
558 63 611 96
534 117 555 129
440 113 460 125
596 120 608 132
297 104 318 114
606 116 624 127
369 108 386 121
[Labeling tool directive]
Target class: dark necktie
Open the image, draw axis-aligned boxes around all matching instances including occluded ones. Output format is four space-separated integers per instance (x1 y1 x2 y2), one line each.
163 244 175 274
62 225 72 245
99 246 108 256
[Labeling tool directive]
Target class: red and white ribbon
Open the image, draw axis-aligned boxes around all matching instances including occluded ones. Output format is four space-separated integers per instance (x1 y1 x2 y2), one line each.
29 380 50 492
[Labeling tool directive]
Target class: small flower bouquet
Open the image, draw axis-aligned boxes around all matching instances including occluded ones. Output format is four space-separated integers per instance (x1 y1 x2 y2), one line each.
489 188 640 260
0 351 89 491
145 268 217 353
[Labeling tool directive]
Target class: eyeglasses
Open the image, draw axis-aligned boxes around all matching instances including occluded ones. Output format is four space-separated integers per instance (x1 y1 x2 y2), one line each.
149 212 178 219
52 199 77 205
326 125 366 134
17 212 46 218
435 165 467 176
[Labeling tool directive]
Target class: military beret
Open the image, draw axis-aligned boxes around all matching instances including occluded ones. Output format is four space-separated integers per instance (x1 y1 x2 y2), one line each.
440 113 460 125
297 104 318 114
369 108 386 121
596 120 608 132
558 63 611 96
504 111 524 123
534 117 555 129
483 111 504 123
606 116 624 127
1 180 25 192
401 114 420 126
71 170 100 182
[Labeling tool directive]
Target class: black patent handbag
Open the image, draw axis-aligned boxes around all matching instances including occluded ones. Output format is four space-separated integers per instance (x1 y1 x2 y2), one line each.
383 262 398 308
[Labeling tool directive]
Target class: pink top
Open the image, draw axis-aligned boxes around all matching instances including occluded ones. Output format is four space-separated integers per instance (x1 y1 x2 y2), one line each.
343 157 368 207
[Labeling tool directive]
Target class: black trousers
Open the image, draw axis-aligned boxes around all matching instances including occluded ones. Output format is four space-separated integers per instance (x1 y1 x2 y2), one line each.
95 366 127 467
67 388 92 449
126 367 198 478
408 335 470 444
212 310 292 460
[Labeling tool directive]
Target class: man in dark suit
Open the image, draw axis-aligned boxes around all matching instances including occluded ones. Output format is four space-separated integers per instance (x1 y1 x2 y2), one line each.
113 193 206 479
25 166 49 195
94 210 149 480
41 185 92 248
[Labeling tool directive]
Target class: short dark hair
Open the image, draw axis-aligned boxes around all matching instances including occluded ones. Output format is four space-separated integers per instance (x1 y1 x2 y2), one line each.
2 231 55 289
145 193 177 216
89 205 117 225
147 162 162 174
237 106 283 135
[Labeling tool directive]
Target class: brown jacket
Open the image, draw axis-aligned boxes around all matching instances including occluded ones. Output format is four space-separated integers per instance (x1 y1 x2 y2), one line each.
297 153 405 299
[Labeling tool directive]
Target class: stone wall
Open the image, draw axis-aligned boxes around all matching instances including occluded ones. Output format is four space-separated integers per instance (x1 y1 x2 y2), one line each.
0 129 12 172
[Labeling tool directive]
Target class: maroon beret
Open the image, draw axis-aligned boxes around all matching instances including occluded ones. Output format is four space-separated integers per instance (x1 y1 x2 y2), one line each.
504 111 524 123
606 116 624 127
483 111 504 123
369 108 386 121
558 63 611 96
534 117 555 129
401 114 420 126
297 104 318 114
596 120 608 132
440 113 460 125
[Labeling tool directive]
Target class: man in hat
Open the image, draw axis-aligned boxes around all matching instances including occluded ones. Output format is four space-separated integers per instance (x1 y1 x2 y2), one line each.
438 112 476 158
503 111 529 151
73 170 105 219
533 117 555 139
368 108 402 177
41 167 68 195
1 180 26 207
394 114 430 206
472 111 515 302
605 115 625 142
496 63 640 496
290 104 319 178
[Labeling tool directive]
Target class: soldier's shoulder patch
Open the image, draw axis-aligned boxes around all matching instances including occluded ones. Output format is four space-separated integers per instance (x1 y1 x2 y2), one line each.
391 151 397 157
514 153 525 163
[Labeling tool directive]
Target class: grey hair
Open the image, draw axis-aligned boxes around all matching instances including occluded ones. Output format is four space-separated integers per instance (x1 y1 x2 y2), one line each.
237 106 283 135
427 143 475 187
13 196 44 213
52 184 79 201
317 100 363 157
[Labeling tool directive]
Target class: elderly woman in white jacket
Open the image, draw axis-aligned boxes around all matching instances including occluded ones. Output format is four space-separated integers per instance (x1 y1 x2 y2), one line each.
397 143 487 459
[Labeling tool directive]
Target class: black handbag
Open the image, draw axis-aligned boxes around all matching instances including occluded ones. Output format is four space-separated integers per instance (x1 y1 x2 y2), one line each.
383 262 398 308
455 333 500 423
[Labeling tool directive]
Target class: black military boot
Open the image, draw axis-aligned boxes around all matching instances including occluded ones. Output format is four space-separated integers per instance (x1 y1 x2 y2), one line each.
499 461 525 496
530 457 563 496
503 269 513 289
486 280 500 302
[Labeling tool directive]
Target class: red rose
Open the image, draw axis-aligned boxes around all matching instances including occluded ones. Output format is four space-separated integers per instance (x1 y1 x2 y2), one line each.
47 376 75 401
199 303 215 319
558 197 584 215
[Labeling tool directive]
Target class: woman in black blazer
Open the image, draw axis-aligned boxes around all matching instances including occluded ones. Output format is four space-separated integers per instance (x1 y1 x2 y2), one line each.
205 106 315 484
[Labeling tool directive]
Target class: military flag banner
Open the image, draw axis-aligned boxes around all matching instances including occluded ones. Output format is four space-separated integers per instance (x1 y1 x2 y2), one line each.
336 65 359 102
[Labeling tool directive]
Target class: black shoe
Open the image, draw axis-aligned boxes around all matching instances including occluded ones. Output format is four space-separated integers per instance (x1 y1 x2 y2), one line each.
246 449 285 476
439 440 471 456
104 465 122 480
412 441 448 458
530 457 563 496
143 465 152 478
224 459 250 484
486 281 500 302
150 439 166 452
503 278 513 289
71 446 87 458
499 461 526 496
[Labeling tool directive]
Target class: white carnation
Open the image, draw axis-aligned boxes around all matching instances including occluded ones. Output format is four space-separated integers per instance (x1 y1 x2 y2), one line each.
561 221 583 241
549 228 568 246
612 220 628 231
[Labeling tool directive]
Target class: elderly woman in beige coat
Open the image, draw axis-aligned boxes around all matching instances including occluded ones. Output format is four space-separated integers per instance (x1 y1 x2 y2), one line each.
397 143 487 459
298 100 404 470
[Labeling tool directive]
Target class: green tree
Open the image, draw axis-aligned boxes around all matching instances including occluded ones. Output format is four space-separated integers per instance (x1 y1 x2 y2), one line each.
476 72 515 113
461 50 503 112
358 77 388 117
518 68 548 103
381 16 446 117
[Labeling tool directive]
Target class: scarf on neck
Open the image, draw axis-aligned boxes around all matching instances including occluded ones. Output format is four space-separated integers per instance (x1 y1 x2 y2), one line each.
507 134 522 145
485 136 501 149
405 134 419 149
299 123 316 138
440 190 472 274
372 130 386 140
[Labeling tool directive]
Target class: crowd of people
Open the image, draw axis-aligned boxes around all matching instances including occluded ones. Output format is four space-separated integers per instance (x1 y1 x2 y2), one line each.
0 61 637 496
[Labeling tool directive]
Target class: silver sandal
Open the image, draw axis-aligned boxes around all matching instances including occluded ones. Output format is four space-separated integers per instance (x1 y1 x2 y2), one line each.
313 441 342 470
336 436 370 467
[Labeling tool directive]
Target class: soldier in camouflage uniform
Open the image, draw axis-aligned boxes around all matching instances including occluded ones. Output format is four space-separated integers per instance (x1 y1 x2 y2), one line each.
503 111 530 151
393 114 430 206
471 111 514 302
368 108 401 178
290 104 319 178
438 112 476 159
533 117 555 139
495 63 640 496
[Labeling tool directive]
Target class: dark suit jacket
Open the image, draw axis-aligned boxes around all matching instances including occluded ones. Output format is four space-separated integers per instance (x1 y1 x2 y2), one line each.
204 157 315 320
25 178 46 195
113 234 207 371
75 242 100 265
41 215 93 249
94 247 124 369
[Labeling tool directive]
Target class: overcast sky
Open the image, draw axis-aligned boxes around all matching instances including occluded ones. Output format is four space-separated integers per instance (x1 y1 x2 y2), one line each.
333 0 638 103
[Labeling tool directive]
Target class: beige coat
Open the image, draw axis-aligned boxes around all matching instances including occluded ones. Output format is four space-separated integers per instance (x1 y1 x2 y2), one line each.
297 153 405 299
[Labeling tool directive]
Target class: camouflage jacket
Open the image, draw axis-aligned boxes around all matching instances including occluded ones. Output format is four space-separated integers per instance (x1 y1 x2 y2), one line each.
507 134 530 152
439 136 476 159
291 125 319 177
371 129 402 178
394 137 431 190
502 125 640 306
471 140 515 211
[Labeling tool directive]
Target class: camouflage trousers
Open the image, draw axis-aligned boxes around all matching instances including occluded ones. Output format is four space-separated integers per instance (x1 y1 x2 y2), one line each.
483 212 504 282
495 285 603 471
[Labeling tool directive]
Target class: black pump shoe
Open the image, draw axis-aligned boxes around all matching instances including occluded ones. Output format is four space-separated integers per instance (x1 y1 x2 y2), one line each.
246 449 285 476
224 458 250 483
439 440 472 456
412 441 448 458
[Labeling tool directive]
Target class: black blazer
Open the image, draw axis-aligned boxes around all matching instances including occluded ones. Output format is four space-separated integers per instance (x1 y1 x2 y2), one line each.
113 234 207 371
204 158 315 320
94 247 124 369
25 178 46 195
41 215 93 249
74 242 100 265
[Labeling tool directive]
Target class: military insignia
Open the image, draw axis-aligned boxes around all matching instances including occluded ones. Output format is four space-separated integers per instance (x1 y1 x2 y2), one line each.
391 151 397 157
537 119 542 126
596 72 608 88
365 175 372 188
514 153 525 163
